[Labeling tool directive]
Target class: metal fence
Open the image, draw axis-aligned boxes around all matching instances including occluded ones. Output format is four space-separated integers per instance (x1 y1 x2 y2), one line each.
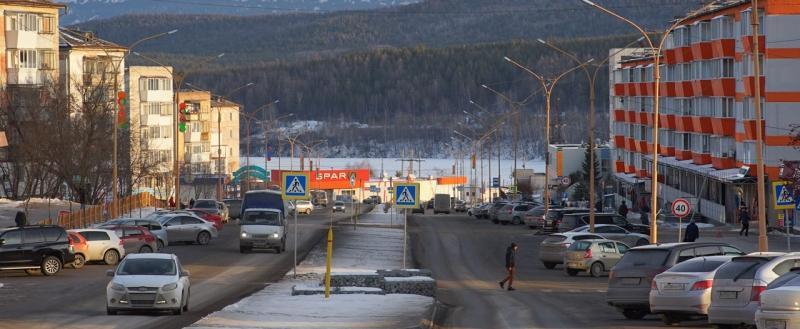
40 193 167 229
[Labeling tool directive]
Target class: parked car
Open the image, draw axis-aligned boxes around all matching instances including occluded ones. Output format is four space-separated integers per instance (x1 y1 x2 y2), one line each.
157 214 219 245
290 200 314 215
217 202 229 223
102 225 159 254
69 229 126 265
607 242 744 320
184 209 224 231
488 201 509 223
498 203 534 225
467 204 484 217
239 208 286 253
564 239 630 277
708 252 800 328
98 218 169 250
541 207 589 233
0 225 75 276
191 199 220 215
523 205 548 228
67 231 89 269
332 201 346 213
649 255 736 325
538 232 605 269
106 253 190 315
426 199 435 209
570 224 650 247
756 268 800 329
453 200 467 213
558 212 650 235
223 199 242 220
412 203 425 214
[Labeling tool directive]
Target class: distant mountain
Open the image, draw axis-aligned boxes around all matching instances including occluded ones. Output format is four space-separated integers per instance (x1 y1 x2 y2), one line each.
58 0 419 24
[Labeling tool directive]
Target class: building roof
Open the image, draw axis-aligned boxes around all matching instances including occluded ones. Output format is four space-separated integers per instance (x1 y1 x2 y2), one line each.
1 0 65 8
59 28 127 51
680 0 748 23
212 99 241 108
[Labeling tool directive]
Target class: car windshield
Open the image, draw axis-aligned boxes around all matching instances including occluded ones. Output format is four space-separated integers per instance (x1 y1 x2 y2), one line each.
117 258 176 276
668 258 730 273
614 249 670 269
335 202 344 206
194 200 216 208
242 211 281 225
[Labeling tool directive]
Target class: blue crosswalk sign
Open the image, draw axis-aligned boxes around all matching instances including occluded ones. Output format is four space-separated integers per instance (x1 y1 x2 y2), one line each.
773 181 795 210
394 183 419 208
282 172 310 200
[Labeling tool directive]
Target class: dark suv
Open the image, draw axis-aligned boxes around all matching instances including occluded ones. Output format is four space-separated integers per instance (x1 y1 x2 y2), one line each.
557 212 650 235
606 242 744 320
0 225 75 276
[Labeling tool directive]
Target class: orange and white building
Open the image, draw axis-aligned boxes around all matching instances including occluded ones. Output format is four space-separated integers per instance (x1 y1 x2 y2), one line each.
609 0 800 224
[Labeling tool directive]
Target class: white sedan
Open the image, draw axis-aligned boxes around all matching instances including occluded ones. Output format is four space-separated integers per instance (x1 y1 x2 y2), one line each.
106 253 190 315
756 269 800 329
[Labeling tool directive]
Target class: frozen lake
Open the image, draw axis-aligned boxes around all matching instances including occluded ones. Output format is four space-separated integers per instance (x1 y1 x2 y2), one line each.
240 157 545 186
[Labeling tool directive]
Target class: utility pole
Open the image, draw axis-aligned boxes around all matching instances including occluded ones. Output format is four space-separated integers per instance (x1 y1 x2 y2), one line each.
751 0 768 252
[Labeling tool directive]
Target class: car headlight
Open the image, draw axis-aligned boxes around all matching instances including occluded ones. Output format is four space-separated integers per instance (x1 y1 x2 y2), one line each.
241 232 248 238
272 233 280 238
110 283 126 292
162 283 178 291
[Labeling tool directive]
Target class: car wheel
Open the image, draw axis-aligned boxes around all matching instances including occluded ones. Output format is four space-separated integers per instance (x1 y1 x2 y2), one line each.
41 255 62 276
589 262 604 278
139 245 153 253
492 219 499 224
542 262 557 270
71 253 86 269
512 217 521 225
661 313 682 325
636 239 649 246
621 308 647 320
183 289 190 312
104 250 120 265
157 239 165 250
240 246 250 253
566 269 579 276
107 307 117 315
196 231 211 245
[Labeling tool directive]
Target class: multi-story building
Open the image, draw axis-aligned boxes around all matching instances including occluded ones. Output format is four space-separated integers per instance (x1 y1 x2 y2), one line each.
127 66 174 194
59 28 126 108
608 0 800 224
1 0 63 88
177 90 212 178
211 98 240 178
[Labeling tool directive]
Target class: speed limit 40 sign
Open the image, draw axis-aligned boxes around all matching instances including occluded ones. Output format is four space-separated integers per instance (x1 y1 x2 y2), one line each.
671 198 691 218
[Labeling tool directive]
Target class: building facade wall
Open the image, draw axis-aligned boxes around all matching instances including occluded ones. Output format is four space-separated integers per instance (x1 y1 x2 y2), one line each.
1 2 62 87
128 66 174 190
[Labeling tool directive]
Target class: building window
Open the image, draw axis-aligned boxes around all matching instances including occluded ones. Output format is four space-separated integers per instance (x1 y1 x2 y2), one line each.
711 136 735 158
144 77 171 91
7 13 39 32
39 50 55 70
40 16 54 34
10 49 38 69
740 97 765 120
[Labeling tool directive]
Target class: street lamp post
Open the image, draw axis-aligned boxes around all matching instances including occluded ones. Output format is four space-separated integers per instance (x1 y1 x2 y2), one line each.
582 0 720 244
537 37 645 233
214 82 255 201
504 56 593 225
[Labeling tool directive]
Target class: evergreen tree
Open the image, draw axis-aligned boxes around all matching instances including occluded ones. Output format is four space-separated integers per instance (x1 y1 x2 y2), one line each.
579 146 600 200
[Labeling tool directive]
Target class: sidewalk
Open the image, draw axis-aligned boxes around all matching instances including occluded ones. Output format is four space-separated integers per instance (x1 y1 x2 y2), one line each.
187 207 434 329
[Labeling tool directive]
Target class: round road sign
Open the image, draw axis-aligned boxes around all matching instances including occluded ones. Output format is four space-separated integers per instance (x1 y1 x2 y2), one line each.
671 198 691 218
560 176 571 186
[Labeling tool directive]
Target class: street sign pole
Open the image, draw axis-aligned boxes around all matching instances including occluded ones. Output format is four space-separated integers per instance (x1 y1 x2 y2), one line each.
282 172 311 281
394 183 419 269
403 208 408 269
671 198 691 243
294 208 298 277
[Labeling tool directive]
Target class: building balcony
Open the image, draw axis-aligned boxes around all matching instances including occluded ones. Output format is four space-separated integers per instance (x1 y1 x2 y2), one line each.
710 78 735 97
742 35 766 54
659 114 676 130
659 145 676 157
742 76 766 98
690 116 713 134
625 164 636 174
614 161 626 173
663 46 693 65
8 68 50 85
613 109 625 122
710 39 736 58
690 42 713 61
6 30 53 49
711 156 736 170
140 89 172 103
675 149 692 161
742 119 766 140
675 115 694 132
637 112 652 126
189 152 210 163
625 110 636 123
711 117 735 136
691 152 712 165
141 114 172 126
624 137 636 152
613 135 625 147
636 168 649 178
145 138 172 151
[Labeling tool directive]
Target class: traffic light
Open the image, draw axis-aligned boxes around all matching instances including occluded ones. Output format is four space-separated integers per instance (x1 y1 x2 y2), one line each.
116 91 127 128
179 102 188 132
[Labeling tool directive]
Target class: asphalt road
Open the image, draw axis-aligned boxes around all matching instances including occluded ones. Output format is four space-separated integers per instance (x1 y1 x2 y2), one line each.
0 207 363 329
408 213 767 329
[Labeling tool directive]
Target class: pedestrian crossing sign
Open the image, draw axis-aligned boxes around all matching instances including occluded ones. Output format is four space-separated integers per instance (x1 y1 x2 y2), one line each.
394 183 419 209
772 181 795 210
282 172 310 200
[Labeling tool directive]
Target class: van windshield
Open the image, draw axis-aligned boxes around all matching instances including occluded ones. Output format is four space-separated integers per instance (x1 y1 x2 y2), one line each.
243 191 285 214
242 211 281 225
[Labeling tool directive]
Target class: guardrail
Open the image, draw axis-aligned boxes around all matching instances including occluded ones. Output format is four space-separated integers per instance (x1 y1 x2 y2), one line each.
40 192 167 229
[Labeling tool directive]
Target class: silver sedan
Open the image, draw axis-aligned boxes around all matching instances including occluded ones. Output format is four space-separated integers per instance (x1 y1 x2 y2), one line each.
157 214 219 245
569 224 650 247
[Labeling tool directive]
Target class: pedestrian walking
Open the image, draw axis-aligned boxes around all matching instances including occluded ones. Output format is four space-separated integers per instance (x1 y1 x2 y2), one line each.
168 196 176 209
684 219 699 242
189 198 195 209
499 242 518 291
14 211 26 227
640 205 650 226
739 205 750 237
595 200 603 213
618 201 629 218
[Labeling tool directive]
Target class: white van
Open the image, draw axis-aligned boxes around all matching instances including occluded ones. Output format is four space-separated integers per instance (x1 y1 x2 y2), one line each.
239 208 286 254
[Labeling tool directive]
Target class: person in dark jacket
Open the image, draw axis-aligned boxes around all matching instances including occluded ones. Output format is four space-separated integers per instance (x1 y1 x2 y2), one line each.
739 205 751 236
595 200 603 213
168 196 176 209
499 242 518 291
189 198 195 209
684 219 699 242
618 201 629 218
14 211 27 227
640 205 651 226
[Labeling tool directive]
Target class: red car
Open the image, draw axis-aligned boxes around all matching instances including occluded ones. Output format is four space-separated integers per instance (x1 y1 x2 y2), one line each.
100 225 159 254
188 209 224 231
67 231 89 269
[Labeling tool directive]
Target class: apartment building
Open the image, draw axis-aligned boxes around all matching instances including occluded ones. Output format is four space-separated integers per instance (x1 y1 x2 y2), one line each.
127 66 174 193
1 0 63 88
609 0 800 224
59 28 126 107
210 98 240 179
177 90 212 178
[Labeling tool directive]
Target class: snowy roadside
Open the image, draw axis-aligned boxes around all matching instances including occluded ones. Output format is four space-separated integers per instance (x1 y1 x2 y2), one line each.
187 209 434 329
